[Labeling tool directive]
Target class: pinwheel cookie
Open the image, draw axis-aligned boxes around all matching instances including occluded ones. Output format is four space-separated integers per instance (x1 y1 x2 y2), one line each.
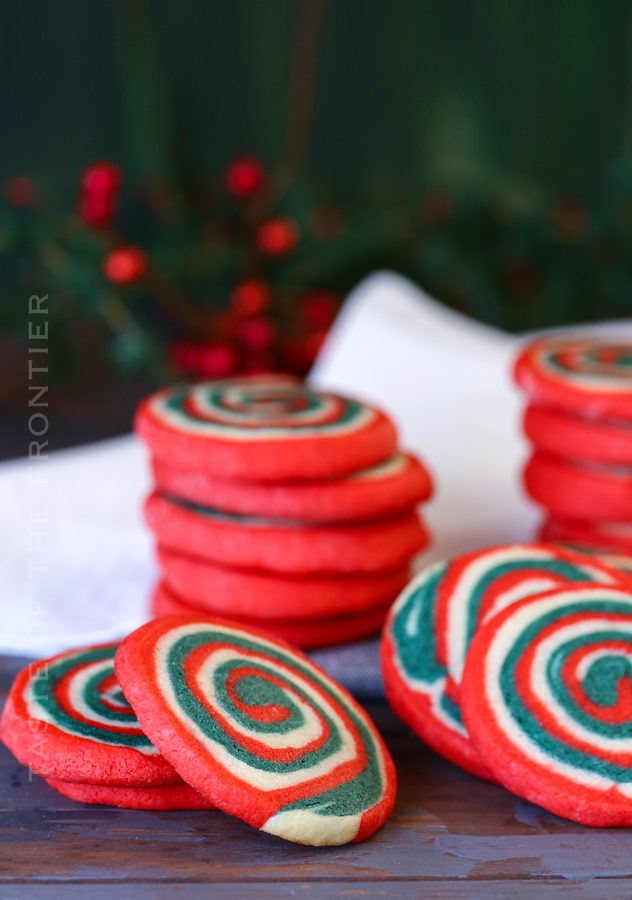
136 375 397 481
115 614 396 846
0 643 180 787
462 583 632 827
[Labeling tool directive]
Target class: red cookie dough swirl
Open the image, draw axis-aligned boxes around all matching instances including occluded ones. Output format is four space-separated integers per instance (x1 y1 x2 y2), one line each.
515 338 632 419
136 375 397 481
461 584 632 827
115 615 396 846
152 452 432 524
0 644 180 786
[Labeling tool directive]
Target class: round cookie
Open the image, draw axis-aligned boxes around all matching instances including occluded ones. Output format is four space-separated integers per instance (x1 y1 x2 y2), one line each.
380 562 495 780
541 516 632 554
525 404 632 466
46 778 215 810
0 644 180 787
525 452 632 521
433 543 628 692
152 452 433 524
380 546 627 780
151 582 391 650
515 338 632 419
115 615 397 846
145 492 428 576
461 584 632 827
135 375 397 481
158 545 411 620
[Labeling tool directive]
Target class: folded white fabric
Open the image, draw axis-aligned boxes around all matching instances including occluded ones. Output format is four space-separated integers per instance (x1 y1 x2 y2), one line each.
311 271 538 560
2 270 629 664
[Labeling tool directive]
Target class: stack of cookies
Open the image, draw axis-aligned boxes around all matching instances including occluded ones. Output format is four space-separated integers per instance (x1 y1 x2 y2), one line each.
135 375 433 648
381 542 632 827
514 336 632 554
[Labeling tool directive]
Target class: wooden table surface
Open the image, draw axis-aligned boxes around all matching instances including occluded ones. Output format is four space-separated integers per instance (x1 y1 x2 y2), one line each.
2 655 632 899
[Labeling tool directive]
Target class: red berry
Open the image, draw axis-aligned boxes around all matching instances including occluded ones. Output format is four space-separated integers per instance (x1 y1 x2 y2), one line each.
79 193 116 227
231 281 272 316
236 316 275 351
299 292 338 328
225 158 265 198
256 218 299 255
170 340 237 378
81 161 122 197
3 175 35 207
103 246 148 284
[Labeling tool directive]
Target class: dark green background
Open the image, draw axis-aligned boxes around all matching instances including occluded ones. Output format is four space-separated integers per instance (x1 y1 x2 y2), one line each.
2 0 631 200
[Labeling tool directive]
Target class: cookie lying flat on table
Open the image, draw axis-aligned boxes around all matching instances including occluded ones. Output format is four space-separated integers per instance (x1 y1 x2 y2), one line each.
46 778 215 810
461 584 632 827
380 545 628 780
158 545 411 620
525 404 632 467
0 644 180 787
515 338 632 419
151 582 391 650
152 452 432 524
136 375 397 482
541 516 632 554
525 452 632 522
115 614 396 846
145 492 428 575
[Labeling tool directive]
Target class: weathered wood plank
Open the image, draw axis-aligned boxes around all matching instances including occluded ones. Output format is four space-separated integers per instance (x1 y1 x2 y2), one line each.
3 883 632 900
2 654 632 889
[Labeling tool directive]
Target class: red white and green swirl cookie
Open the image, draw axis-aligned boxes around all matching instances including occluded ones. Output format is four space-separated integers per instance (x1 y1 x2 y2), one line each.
541 516 632 554
150 582 391 650
158 545 411 620
152 452 432 524
0 644 180 786
433 543 629 692
461 584 632 827
115 615 396 846
525 404 632 467
380 546 627 780
380 562 495 780
515 338 632 419
45 779 215 810
136 375 397 481
145 492 428 575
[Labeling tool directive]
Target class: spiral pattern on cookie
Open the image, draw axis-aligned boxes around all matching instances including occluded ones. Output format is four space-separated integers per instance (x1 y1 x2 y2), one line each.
534 340 632 392
435 544 624 689
470 586 632 796
385 562 466 738
25 645 157 753
149 376 374 441
149 621 391 840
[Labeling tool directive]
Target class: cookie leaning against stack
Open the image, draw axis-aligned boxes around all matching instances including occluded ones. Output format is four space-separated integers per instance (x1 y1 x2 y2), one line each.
136 376 433 648
515 337 632 553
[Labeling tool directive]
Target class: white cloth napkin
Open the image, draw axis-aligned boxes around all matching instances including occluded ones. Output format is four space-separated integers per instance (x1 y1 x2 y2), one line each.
2 270 629 667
